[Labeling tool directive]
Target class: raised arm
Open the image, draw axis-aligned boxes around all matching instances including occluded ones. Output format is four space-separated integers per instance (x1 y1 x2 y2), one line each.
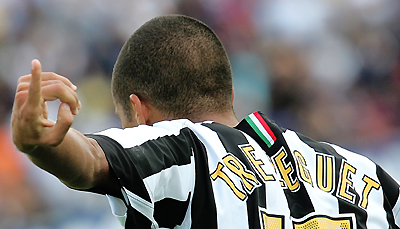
11 60 115 191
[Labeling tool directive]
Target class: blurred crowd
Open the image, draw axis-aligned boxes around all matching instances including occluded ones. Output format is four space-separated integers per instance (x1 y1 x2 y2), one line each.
0 0 399 228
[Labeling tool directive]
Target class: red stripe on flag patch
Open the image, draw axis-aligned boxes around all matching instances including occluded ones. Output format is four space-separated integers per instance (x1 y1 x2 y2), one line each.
253 111 277 141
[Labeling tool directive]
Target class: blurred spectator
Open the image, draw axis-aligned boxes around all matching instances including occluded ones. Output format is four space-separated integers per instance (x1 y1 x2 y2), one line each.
0 79 47 228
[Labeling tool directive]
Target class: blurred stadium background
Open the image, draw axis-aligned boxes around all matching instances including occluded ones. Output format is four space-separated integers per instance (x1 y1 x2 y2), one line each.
0 0 399 228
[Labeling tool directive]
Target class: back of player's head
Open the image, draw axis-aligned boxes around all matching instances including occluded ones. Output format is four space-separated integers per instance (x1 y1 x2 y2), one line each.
112 14 233 120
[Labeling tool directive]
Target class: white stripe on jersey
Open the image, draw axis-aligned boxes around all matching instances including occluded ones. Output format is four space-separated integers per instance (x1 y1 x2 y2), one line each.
184 121 230 174
394 192 400 227
106 195 127 226
283 130 341 215
94 120 187 148
329 144 389 228
143 155 195 202
123 187 159 228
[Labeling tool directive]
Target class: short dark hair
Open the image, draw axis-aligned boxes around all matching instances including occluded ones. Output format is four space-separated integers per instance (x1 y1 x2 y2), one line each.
112 14 233 121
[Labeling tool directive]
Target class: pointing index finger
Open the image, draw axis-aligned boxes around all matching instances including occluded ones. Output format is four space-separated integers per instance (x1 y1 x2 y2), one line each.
27 59 43 106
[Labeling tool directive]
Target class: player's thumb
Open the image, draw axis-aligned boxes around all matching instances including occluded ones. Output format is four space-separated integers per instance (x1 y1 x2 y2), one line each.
50 103 74 146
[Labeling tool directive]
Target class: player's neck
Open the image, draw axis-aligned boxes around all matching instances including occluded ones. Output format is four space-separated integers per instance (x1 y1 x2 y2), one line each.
148 110 239 127
191 111 239 127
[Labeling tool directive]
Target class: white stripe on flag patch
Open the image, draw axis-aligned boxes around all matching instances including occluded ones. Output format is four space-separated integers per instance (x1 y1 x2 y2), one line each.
248 113 275 145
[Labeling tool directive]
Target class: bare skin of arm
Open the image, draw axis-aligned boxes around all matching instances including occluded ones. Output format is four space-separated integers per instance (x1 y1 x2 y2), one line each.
11 60 119 194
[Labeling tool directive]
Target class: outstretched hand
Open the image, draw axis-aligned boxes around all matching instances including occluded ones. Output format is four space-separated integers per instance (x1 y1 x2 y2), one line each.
12 59 81 153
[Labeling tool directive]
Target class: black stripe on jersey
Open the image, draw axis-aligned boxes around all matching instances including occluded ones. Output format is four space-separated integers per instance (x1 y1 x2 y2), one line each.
376 165 400 228
125 206 152 228
86 134 152 202
154 193 191 228
190 130 218 229
236 113 315 219
124 128 195 179
86 134 153 228
297 133 368 229
204 122 266 229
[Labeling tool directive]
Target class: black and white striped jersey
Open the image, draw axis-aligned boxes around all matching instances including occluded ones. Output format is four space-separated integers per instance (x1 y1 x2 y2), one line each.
86 111 400 229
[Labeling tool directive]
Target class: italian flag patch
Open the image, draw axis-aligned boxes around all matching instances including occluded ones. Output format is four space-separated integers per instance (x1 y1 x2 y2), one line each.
245 112 277 148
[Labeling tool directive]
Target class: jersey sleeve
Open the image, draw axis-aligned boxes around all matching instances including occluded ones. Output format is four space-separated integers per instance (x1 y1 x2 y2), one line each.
376 165 400 227
85 124 196 228
85 132 154 228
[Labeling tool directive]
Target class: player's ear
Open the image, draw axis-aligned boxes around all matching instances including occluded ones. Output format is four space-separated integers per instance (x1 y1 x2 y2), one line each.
129 94 150 125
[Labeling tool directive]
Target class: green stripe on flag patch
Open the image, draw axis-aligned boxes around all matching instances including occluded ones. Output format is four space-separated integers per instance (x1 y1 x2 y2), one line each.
245 116 274 148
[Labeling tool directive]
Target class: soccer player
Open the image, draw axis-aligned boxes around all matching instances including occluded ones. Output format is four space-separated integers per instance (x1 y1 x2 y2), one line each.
11 15 400 228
